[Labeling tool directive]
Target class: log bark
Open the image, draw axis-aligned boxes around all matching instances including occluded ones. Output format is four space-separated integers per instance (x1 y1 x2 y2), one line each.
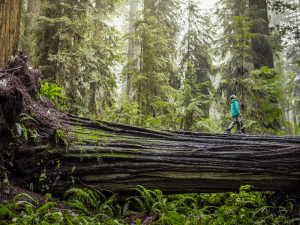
14 114 300 196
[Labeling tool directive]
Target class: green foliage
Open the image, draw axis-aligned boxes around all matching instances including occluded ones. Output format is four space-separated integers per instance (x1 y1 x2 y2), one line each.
98 91 143 126
38 81 66 101
10 122 39 144
292 60 300 67
1 185 300 224
71 166 76 185
122 6 177 124
23 0 126 116
125 185 300 224
63 187 126 223
179 61 214 131
217 15 256 103
179 0 215 130
241 66 285 134
231 16 256 69
0 192 105 224
19 113 39 125
105 61 215 132
55 129 69 147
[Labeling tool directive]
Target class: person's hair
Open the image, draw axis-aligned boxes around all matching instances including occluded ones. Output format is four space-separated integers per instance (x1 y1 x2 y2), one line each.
230 95 238 100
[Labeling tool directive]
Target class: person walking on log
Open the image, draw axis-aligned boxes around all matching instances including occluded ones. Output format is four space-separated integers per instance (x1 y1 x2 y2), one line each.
225 95 242 134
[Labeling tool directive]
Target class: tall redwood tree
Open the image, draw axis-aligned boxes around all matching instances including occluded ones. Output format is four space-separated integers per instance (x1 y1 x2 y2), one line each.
0 0 21 67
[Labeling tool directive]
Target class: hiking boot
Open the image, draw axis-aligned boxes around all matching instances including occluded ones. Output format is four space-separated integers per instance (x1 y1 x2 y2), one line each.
225 129 230 133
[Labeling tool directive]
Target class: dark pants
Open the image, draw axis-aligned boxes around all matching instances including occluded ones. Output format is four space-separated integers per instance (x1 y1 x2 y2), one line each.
227 115 241 132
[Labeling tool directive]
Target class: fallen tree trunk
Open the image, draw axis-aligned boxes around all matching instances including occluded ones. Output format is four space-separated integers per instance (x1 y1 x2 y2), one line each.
13 113 300 195
1 52 300 196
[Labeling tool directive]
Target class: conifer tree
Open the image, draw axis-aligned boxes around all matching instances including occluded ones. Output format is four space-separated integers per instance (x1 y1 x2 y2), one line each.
19 0 42 66
284 41 300 129
122 0 177 125
126 0 139 100
179 0 214 130
34 0 60 84
248 0 274 69
214 0 248 129
152 0 181 91
278 1 300 129
215 0 285 133
88 0 126 116
32 0 124 115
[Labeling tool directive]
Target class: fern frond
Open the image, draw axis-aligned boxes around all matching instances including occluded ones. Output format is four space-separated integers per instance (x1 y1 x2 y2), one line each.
13 193 39 205
63 200 92 215
133 197 146 212
36 202 57 215
122 201 130 217
42 211 64 224
63 188 93 206
102 204 114 217
0 204 19 218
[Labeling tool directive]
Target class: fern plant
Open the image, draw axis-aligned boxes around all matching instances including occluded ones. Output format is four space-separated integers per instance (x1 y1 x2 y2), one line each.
127 185 160 215
63 187 124 223
37 81 66 100
36 81 67 109
0 192 105 224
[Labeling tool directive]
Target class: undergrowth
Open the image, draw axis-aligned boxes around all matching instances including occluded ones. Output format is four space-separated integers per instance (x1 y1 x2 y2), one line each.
0 185 299 224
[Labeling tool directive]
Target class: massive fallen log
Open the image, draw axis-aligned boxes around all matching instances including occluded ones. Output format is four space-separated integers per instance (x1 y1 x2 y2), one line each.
1 52 300 196
13 114 300 195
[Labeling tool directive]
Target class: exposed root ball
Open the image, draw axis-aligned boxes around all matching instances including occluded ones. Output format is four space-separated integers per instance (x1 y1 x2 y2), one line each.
0 51 73 185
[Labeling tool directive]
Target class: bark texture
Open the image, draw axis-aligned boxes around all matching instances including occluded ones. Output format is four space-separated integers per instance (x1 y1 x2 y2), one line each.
14 114 300 196
249 0 274 69
0 0 21 67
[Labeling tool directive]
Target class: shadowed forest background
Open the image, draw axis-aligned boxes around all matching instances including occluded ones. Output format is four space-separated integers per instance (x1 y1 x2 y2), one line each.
5 0 300 135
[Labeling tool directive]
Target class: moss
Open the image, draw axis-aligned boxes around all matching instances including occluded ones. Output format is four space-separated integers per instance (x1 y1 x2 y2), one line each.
64 153 137 158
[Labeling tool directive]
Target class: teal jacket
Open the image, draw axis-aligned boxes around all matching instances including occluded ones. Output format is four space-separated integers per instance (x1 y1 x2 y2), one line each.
231 99 240 116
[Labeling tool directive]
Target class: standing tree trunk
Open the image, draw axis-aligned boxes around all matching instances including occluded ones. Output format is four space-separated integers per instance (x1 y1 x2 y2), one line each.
23 0 42 65
0 0 21 67
184 0 192 131
89 0 117 116
89 82 97 114
285 108 290 122
88 0 101 115
249 0 274 69
24 0 42 38
249 0 278 130
35 0 60 84
126 0 139 100
293 107 297 130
